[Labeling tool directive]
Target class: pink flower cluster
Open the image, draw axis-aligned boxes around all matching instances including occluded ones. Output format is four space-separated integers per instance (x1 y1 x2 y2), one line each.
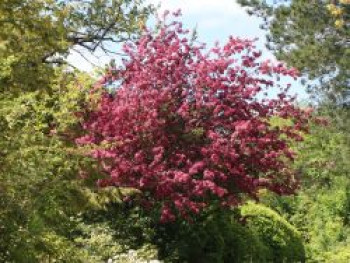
77 12 310 222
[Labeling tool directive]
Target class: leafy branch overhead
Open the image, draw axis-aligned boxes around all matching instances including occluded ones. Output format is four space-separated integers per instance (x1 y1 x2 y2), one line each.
0 0 154 91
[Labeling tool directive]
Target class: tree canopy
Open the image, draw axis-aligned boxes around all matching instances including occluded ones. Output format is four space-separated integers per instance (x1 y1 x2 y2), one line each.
0 1 349 262
0 0 153 261
77 13 311 222
0 0 153 92
238 0 350 102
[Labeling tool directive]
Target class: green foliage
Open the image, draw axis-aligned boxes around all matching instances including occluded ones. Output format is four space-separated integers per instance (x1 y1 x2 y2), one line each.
0 0 153 92
1 1 348 262
140 203 304 263
241 202 305 263
0 0 154 261
65 199 304 263
73 219 159 262
238 0 350 100
236 2 350 259
0 73 94 262
153 209 255 263
259 108 350 262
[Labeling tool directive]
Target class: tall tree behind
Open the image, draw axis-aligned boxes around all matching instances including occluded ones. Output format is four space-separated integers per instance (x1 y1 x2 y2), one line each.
0 1 153 261
236 2 350 260
238 0 349 103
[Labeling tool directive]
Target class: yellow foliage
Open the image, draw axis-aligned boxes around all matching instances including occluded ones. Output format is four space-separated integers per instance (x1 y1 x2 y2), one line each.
327 1 349 28
335 19 345 28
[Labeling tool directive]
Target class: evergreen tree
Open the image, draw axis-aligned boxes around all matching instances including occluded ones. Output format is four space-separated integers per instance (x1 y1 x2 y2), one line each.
238 0 350 102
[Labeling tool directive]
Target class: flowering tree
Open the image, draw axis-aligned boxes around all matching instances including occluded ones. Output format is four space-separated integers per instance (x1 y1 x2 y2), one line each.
77 11 310 222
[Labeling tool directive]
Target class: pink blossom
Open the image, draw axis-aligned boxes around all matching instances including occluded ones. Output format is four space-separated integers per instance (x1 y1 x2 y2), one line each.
77 12 311 222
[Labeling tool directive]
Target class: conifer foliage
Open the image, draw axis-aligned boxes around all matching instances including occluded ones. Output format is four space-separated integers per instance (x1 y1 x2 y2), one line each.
77 12 311 222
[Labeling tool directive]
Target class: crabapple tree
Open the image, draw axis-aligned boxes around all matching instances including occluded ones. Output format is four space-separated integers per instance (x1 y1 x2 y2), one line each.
77 11 311 222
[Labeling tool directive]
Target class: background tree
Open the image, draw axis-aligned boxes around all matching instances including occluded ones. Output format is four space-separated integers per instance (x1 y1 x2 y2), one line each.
0 0 153 261
0 0 153 92
237 1 350 261
259 108 350 261
238 0 349 102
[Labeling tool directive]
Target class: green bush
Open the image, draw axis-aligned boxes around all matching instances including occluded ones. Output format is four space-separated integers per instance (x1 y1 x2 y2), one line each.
149 203 304 263
241 202 305 263
259 108 350 262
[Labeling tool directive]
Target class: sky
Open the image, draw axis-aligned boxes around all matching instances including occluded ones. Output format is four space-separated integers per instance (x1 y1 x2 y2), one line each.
67 0 308 100
146 0 266 45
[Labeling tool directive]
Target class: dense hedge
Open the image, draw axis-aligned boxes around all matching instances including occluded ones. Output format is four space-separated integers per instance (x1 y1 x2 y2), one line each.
112 202 305 263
